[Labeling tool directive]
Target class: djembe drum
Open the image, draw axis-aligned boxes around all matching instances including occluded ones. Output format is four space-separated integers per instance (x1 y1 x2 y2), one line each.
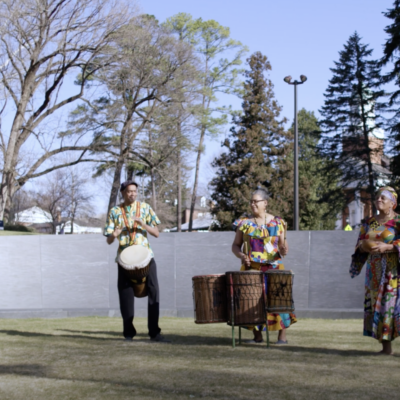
118 245 152 298
226 271 266 326
265 270 295 313
192 275 227 323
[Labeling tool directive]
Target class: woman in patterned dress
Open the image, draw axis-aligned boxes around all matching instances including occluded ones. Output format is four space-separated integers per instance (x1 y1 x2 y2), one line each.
231 189 297 343
350 186 400 355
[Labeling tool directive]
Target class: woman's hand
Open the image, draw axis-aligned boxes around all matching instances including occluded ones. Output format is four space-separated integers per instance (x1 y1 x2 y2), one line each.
279 243 288 257
370 242 394 254
240 253 251 267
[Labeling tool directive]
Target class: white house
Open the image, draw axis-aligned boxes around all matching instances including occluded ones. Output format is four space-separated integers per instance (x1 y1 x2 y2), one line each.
15 206 52 224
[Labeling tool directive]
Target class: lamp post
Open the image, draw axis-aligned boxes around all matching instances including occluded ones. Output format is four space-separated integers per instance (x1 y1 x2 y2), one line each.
284 75 307 231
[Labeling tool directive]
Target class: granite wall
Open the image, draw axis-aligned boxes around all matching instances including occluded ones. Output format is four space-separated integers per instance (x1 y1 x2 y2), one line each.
0 231 364 319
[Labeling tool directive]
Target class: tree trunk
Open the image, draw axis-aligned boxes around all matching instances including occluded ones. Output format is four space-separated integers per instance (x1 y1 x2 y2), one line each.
108 157 125 212
0 174 20 224
151 167 157 212
189 126 206 231
177 149 182 232
0 173 11 223
359 87 376 215
126 167 133 181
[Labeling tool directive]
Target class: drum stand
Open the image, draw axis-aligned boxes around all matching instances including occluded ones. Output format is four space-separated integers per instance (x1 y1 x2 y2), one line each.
230 274 270 349
235 324 270 348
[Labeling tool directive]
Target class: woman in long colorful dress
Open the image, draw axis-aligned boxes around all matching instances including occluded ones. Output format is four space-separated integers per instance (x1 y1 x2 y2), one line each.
231 189 297 343
350 186 400 355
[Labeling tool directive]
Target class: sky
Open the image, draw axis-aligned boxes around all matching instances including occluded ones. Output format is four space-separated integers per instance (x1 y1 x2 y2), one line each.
14 0 396 215
136 0 395 193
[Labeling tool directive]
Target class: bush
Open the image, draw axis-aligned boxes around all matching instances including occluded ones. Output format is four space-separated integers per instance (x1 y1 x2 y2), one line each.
5 224 37 233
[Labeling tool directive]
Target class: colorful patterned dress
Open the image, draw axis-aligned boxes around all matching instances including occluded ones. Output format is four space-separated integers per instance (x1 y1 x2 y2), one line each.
234 217 297 331
350 216 400 342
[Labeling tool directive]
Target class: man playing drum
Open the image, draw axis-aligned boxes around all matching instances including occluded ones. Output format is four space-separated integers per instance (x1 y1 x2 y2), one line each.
104 180 169 342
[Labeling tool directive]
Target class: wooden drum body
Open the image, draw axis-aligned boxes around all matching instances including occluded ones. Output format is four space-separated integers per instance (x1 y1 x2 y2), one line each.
265 270 295 313
118 245 152 298
226 271 266 326
192 274 227 324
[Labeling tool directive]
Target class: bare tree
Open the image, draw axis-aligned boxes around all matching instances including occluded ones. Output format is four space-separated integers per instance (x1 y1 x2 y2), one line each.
9 188 35 224
32 167 93 234
66 15 198 212
0 0 132 223
33 170 69 233
66 168 94 233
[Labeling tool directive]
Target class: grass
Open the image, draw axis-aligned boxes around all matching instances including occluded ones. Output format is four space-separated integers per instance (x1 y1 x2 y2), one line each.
0 230 40 236
0 317 399 400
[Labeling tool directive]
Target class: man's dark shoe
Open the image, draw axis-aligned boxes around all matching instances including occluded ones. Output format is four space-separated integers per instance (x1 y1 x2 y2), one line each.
150 334 170 343
124 336 133 342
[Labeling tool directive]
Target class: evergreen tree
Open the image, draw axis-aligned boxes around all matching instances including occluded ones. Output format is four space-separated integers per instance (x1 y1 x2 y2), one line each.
270 109 342 230
209 52 288 230
382 1 400 179
319 32 386 210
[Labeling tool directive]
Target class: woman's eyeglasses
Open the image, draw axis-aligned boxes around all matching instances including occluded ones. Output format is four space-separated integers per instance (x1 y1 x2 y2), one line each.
250 199 265 204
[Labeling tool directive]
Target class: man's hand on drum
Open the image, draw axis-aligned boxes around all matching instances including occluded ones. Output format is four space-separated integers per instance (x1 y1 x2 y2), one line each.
370 242 394 253
133 217 145 227
240 253 251 267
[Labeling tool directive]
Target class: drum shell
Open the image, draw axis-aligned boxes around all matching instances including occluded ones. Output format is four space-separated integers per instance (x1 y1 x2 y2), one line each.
123 264 150 281
265 270 294 313
192 275 227 323
119 263 150 298
226 271 266 326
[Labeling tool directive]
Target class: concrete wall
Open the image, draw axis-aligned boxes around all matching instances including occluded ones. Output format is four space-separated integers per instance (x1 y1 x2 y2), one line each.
0 231 364 319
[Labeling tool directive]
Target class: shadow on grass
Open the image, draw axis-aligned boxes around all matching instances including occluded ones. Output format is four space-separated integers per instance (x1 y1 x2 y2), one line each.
0 329 147 343
0 364 47 377
0 329 233 346
1 329 389 355
58 329 125 337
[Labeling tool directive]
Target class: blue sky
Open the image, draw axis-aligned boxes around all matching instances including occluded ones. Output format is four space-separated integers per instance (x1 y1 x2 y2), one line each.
138 0 395 192
141 0 393 119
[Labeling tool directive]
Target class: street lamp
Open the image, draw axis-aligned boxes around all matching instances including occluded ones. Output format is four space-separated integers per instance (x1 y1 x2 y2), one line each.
284 75 307 231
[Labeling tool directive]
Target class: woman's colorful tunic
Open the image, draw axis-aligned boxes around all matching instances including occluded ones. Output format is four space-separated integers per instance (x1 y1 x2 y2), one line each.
350 216 400 342
234 217 297 332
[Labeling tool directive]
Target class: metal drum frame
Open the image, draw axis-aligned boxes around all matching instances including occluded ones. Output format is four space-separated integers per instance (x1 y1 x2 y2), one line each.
226 271 269 348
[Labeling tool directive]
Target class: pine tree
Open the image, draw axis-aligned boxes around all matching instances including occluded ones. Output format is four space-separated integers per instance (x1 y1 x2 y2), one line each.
268 109 342 230
209 52 288 230
382 1 400 180
319 32 386 210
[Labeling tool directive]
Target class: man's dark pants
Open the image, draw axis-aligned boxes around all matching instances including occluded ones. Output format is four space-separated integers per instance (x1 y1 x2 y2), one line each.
117 259 161 339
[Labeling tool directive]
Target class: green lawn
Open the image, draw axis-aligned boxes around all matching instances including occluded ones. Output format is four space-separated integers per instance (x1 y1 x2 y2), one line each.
0 230 40 236
0 317 398 400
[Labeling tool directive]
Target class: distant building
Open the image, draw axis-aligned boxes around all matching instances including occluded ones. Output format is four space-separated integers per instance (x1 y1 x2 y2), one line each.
169 212 216 232
336 97 391 229
14 206 102 234
15 206 52 225
181 196 210 225
168 196 216 232
58 219 102 234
